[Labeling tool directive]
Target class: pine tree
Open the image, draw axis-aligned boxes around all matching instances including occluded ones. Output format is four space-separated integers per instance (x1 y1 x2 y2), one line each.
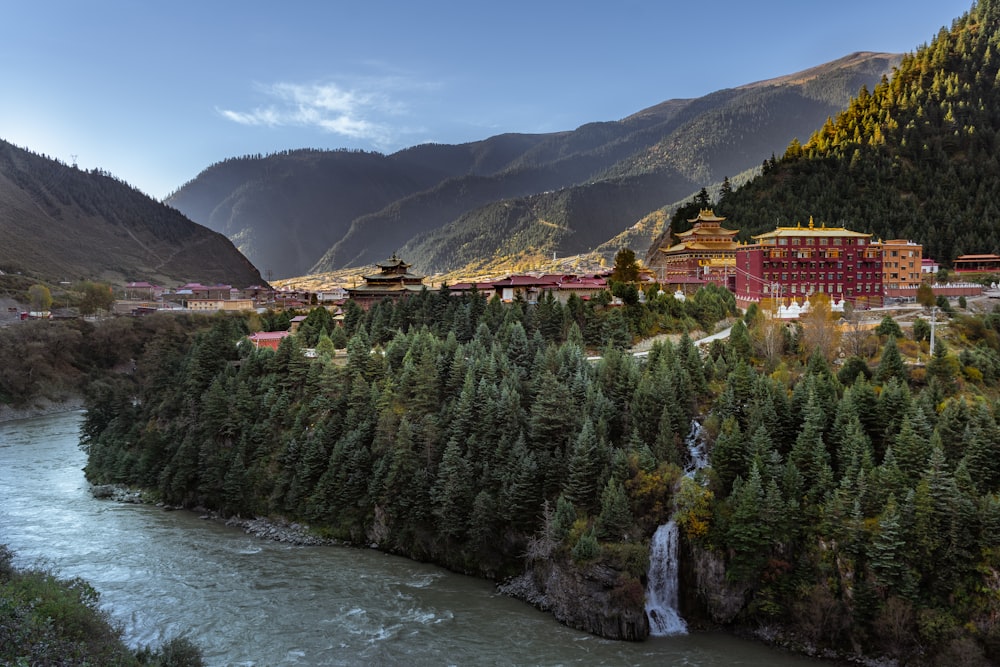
870 494 916 599
726 464 767 583
595 478 632 541
875 336 907 385
432 438 474 539
563 418 603 514
711 416 746 495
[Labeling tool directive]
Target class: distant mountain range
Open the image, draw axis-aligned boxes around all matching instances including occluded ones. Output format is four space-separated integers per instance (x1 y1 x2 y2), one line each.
166 52 902 280
0 141 263 288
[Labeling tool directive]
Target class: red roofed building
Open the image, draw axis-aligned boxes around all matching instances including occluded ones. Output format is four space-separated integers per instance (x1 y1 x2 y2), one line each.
247 331 291 350
953 254 1000 274
552 275 608 302
492 275 560 303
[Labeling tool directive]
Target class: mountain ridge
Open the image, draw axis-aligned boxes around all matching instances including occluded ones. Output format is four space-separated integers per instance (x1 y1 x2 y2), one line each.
0 140 264 287
166 51 901 280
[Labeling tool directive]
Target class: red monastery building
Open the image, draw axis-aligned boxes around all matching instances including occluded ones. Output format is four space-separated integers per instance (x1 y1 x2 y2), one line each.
659 209 740 291
735 218 883 309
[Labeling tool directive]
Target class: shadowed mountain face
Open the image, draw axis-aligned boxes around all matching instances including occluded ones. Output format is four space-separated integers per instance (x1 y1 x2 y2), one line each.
166 52 901 279
0 140 263 287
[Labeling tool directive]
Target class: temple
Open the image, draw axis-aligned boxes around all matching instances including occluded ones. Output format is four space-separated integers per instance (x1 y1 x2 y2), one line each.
658 209 740 292
346 254 427 308
735 217 882 309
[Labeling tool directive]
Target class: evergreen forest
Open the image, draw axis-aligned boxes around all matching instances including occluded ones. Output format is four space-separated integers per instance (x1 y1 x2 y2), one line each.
716 0 1000 266
80 283 1000 665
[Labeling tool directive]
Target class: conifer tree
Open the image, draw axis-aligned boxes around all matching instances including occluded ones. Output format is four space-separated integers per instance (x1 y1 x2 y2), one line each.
595 478 632 541
875 336 907 385
563 418 603 514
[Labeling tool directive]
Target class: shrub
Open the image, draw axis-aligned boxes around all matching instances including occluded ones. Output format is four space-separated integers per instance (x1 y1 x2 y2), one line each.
571 529 600 562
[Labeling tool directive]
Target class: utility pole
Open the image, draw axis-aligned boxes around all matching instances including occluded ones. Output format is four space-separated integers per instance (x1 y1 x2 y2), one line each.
929 305 937 352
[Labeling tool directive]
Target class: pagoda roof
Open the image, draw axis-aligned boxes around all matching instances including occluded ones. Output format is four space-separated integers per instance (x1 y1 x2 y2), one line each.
686 209 728 224
363 272 425 282
663 240 741 254
347 283 426 294
675 226 739 239
376 253 411 269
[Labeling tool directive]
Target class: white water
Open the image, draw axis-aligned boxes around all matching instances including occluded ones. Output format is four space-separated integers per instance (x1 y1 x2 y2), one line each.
1 412 825 666
684 420 710 476
645 419 711 635
646 521 688 636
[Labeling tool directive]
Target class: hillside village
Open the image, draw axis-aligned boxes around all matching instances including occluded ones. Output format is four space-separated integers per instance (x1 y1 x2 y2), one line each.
66 209 990 335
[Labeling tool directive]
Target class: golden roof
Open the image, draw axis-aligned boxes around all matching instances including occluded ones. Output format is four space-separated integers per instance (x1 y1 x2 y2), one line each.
752 217 871 241
686 208 728 224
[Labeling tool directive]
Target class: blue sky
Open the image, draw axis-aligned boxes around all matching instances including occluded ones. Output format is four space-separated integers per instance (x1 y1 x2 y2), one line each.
0 0 974 200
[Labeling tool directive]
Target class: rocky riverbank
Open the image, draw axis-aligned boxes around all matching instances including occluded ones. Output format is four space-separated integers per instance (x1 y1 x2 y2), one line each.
88 483 340 546
0 396 84 423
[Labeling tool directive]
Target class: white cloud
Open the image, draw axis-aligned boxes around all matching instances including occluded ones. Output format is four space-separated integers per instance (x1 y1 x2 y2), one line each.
218 80 396 144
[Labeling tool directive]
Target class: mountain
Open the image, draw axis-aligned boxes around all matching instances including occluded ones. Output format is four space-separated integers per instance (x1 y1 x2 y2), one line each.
0 140 264 287
714 0 1000 267
166 53 900 279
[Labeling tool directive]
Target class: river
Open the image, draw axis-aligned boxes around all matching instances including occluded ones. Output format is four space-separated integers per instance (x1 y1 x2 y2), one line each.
0 411 828 666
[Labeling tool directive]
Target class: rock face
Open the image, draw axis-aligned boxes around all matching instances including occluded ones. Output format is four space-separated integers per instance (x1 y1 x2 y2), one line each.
689 543 748 624
500 558 650 641
89 484 143 503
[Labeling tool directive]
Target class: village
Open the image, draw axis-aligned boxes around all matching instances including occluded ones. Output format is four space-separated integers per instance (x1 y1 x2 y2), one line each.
100 210 990 327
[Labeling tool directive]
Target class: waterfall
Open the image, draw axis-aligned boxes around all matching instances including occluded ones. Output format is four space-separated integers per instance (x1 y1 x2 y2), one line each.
683 420 709 477
646 419 709 636
645 521 688 636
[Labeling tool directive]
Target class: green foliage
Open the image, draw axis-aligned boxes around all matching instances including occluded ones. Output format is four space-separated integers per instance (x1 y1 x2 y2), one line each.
875 315 903 339
76 280 115 316
27 283 52 312
571 528 601 562
917 283 936 309
611 247 640 283
720 2 1000 270
77 273 1000 661
0 544 203 665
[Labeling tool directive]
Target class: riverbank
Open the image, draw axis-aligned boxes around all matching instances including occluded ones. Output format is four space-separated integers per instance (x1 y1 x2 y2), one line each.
0 396 83 423
88 482 342 547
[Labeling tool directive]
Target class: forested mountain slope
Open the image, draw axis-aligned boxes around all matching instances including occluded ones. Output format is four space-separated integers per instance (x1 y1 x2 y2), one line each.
80 283 1000 664
716 0 1000 266
167 54 899 279
0 140 263 287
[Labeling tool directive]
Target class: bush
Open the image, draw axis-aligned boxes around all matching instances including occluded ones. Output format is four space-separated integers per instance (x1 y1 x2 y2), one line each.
876 315 903 339
571 529 600 562
0 544 204 666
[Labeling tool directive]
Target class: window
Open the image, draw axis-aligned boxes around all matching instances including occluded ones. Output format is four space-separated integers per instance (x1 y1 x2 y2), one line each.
779 238 788 246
